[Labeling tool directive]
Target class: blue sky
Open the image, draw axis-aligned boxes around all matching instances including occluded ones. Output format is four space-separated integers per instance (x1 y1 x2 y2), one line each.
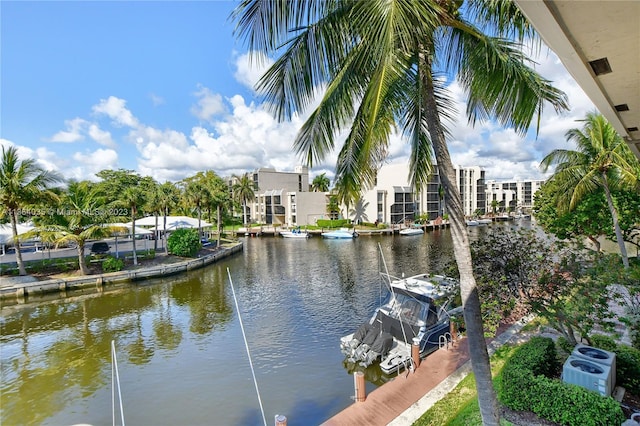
1 1 596 184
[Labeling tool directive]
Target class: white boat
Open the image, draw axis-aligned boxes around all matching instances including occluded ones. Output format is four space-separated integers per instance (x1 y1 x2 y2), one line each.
280 228 310 239
321 228 358 239
466 220 479 226
340 272 460 375
399 227 424 236
477 219 492 225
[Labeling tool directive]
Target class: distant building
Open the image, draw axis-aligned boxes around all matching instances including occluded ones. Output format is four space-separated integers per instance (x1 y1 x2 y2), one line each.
248 166 327 226
353 161 486 224
485 179 544 214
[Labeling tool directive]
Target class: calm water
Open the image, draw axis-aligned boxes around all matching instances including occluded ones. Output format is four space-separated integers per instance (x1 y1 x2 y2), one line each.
0 225 508 426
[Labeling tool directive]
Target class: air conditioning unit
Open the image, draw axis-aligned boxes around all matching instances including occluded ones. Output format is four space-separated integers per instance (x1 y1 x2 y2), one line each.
562 356 613 396
572 344 616 389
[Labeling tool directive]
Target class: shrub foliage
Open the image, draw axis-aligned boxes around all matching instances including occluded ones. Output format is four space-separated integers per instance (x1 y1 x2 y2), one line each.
499 337 625 425
167 229 202 257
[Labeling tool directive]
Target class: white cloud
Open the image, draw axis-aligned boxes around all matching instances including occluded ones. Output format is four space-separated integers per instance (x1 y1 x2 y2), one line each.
136 95 307 182
92 96 139 128
87 124 115 148
190 85 226 123
233 52 273 91
1 138 65 176
70 149 119 181
49 118 88 143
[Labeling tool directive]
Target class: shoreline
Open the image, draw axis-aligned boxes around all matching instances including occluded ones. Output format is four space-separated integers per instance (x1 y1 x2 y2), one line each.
0 241 243 302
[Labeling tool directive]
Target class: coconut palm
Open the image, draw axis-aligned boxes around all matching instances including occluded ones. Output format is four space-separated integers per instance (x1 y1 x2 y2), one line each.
232 173 255 227
207 175 231 248
540 112 639 268
311 173 330 192
233 1 568 422
30 180 113 275
121 186 145 266
0 146 61 275
183 179 208 239
158 182 180 254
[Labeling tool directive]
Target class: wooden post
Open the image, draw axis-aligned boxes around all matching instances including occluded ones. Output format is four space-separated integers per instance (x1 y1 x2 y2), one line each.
274 414 287 426
354 371 366 402
450 320 458 342
412 338 421 369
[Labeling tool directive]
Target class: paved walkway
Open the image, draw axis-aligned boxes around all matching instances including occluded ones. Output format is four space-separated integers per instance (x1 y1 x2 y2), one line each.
323 316 532 426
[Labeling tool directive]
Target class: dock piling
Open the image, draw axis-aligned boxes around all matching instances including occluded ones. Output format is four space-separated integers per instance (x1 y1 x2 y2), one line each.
354 371 366 402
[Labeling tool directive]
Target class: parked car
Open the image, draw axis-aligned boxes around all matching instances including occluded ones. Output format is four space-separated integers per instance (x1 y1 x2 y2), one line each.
90 242 110 256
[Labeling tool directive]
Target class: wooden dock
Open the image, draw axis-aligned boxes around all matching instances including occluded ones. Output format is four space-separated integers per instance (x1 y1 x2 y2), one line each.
322 318 527 426
322 338 471 426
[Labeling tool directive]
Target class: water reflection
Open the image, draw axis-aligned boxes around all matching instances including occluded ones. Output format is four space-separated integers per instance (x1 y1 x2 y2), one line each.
0 225 525 425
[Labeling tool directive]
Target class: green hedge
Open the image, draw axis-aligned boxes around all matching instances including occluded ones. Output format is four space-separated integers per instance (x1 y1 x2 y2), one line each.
316 219 350 228
499 337 625 426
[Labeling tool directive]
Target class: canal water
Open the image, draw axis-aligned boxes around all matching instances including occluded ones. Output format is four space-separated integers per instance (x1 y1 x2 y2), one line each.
1 226 502 426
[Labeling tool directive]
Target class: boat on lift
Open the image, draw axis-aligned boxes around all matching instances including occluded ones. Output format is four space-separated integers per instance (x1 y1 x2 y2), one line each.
340 272 460 375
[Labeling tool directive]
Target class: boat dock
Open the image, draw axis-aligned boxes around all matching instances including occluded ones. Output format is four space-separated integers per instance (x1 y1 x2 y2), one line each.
323 318 530 425
239 223 450 237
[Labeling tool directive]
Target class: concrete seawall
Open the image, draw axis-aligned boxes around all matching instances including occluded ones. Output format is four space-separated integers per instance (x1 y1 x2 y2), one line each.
0 242 243 301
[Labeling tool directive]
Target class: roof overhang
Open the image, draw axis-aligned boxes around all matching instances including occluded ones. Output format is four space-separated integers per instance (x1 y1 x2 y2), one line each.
515 0 640 160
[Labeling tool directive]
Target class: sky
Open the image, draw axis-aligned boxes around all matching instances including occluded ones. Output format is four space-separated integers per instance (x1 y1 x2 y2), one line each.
1 1 598 186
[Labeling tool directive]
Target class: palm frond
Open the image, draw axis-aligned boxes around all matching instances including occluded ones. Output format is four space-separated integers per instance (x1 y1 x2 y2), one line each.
442 25 568 136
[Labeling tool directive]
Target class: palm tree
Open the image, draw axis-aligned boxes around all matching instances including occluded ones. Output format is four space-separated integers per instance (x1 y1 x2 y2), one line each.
158 182 180 254
184 179 208 239
121 186 145 266
311 173 330 192
232 173 255 227
540 112 639 268
143 179 162 252
31 181 113 275
0 146 61 275
233 2 568 423
206 173 231 248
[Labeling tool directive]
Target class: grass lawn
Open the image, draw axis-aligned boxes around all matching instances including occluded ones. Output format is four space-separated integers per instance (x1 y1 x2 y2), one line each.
413 344 519 426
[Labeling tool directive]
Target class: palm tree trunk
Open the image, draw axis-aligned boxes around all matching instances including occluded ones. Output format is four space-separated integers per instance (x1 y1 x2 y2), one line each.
602 173 629 268
78 242 89 275
154 213 159 252
422 63 499 425
216 205 222 248
131 212 138 266
163 207 168 255
10 209 27 276
242 201 247 227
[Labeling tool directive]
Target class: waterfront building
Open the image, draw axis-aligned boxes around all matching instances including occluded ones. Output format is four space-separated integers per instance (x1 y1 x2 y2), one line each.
244 166 327 226
485 179 544 214
353 161 487 225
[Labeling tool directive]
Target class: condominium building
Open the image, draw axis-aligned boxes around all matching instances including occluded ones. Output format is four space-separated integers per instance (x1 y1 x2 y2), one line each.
354 162 486 224
245 166 327 226
485 179 544 214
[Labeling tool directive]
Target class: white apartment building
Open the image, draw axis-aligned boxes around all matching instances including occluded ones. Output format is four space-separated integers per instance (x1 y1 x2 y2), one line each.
353 161 487 224
485 179 544 214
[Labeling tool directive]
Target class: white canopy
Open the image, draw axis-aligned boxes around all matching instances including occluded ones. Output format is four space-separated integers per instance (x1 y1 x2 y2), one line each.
131 216 211 230
105 223 153 235
0 223 35 245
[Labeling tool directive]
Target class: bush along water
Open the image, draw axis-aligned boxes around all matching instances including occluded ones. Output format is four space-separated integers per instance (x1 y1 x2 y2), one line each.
167 229 202 258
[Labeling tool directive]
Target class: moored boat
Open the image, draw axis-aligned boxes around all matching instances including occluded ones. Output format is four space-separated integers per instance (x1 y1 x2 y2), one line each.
321 228 358 239
340 272 460 375
399 227 424 236
280 228 310 238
